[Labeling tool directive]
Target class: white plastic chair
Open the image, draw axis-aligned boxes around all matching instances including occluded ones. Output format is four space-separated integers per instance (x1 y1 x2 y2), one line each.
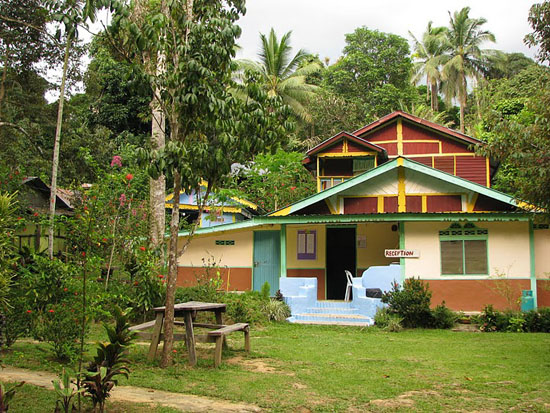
344 270 354 301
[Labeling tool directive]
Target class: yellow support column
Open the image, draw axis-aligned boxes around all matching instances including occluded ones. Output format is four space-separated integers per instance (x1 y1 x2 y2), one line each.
397 119 404 156
397 158 406 212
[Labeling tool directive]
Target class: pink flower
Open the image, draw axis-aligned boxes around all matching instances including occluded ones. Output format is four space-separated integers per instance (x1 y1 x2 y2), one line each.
139 246 146 251
158 274 164 279
63 288 68 292
119 193 127 207
110 155 122 167
102 238 107 242
48 309 55 313
26 310 32 314
125 173 133 181
290 186 296 191
81 252 86 257
33 212 39 217
17 217 22 220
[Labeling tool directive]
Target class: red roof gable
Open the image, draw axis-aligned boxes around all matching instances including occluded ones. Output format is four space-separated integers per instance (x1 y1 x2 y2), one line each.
353 111 483 146
306 131 387 157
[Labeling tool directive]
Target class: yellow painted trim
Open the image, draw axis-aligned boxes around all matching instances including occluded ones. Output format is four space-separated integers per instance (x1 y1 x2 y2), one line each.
316 157 320 193
344 192 464 198
317 152 377 158
431 156 435 168
466 193 479 212
372 139 398 144
485 158 491 188
325 199 337 215
318 175 353 179
231 197 258 210
388 152 476 158
343 139 348 153
396 157 404 166
377 196 384 213
270 206 292 216
165 193 174 202
398 167 406 212
164 203 242 213
374 157 378 167
232 214 236 223
453 155 457 175
421 195 427 212
397 119 403 155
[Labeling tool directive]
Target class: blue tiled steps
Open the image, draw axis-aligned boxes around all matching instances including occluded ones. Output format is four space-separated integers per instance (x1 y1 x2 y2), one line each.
287 301 373 326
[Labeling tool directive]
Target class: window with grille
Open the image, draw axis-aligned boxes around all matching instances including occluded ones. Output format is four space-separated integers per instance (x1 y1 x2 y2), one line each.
439 223 488 275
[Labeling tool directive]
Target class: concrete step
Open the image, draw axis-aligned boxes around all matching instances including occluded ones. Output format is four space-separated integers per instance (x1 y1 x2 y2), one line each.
287 314 374 326
313 300 354 309
305 307 359 314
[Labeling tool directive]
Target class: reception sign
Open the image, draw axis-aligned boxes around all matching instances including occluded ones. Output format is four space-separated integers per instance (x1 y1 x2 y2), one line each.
384 249 420 258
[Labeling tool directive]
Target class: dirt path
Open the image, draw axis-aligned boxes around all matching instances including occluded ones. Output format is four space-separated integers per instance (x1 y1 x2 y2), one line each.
0 367 261 412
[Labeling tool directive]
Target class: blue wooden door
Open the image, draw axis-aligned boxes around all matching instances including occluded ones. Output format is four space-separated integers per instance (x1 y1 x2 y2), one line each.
253 231 280 295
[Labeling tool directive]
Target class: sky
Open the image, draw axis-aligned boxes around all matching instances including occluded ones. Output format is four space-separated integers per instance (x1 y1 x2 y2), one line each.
53 0 538 100
234 0 538 63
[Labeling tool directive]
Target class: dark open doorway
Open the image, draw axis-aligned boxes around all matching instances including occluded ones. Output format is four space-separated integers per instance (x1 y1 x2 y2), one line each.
326 227 356 299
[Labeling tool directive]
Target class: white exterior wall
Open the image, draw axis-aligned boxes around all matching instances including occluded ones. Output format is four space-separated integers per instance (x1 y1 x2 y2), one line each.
404 221 531 280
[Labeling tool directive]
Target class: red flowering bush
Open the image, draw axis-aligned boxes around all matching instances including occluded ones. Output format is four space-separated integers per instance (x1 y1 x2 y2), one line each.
33 300 84 361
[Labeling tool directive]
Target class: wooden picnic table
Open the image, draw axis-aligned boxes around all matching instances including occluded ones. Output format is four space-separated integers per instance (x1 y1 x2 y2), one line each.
131 301 250 367
147 301 226 366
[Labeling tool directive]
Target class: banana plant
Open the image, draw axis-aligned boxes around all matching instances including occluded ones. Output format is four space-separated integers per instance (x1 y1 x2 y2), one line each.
0 381 24 412
53 368 83 413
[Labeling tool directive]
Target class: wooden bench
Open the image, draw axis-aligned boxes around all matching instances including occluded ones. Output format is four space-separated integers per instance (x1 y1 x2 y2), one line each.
207 323 250 367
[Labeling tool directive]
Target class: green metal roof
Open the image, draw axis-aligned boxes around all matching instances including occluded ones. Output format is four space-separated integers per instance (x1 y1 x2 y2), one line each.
178 212 531 237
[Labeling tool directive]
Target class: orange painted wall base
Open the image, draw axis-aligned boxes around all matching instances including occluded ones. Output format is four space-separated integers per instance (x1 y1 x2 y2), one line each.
426 279 531 311
177 266 252 291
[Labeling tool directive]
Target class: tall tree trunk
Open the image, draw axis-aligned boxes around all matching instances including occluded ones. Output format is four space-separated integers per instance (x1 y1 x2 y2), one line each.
160 168 180 368
48 35 72 259
149 0 167 256
459 71 466 134
159 0 194 369
433 81 439 112
149 92 166 251
0 44 9 120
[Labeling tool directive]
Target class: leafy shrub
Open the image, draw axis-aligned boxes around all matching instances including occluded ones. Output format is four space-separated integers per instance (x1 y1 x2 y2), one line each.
506 313 526 332
33 299 84 361
262 299 291 321
381 278 433 328
431 302 459 329
474 305 550 333
129 255 165 322
524 307 550 332
82 307 135 413
260 282 271 300
374 307 403 332
224 291 269 325
0 295 32 348
476 305 502 332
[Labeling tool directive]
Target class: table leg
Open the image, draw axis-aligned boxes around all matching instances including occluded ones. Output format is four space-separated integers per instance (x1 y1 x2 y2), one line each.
183 311 197 366
244 325 250 353
214 336 223 368
147 312 164 362
215 310 228 349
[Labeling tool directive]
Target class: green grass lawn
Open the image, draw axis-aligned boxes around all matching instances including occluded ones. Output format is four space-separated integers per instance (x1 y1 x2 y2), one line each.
2 323 550 412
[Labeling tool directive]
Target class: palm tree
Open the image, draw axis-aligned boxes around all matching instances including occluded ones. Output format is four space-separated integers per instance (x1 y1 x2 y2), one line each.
237 28 321 122
409 22 448 111
441 7 495 133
